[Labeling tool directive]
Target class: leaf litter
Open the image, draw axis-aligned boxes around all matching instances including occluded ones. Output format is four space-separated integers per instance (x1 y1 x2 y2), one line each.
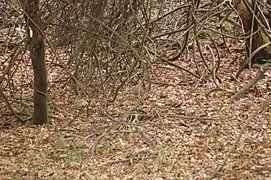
0 38 271 180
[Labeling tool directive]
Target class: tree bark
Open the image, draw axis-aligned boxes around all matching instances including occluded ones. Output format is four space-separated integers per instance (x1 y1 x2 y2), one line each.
233 0 271 77
24 0 48 124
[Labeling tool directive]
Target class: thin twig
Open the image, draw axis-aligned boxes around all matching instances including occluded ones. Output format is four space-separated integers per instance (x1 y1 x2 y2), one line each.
209 95 271 179
0 87 25 122
90 93 147 154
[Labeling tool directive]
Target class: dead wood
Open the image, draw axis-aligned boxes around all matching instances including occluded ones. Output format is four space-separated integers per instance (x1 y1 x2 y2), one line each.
233 62 271 99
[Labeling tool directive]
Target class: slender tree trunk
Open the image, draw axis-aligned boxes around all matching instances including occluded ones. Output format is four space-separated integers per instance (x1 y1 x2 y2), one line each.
24 0 48 124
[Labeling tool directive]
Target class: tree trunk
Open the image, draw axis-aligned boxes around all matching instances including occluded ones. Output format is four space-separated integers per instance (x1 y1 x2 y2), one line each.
24 0 48 124
233 0 271 64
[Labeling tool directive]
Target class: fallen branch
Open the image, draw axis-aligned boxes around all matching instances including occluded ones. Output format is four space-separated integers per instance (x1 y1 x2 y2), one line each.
232 63 271 99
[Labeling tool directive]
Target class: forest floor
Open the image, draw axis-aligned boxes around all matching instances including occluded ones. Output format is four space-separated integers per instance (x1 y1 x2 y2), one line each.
1 38 271 180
